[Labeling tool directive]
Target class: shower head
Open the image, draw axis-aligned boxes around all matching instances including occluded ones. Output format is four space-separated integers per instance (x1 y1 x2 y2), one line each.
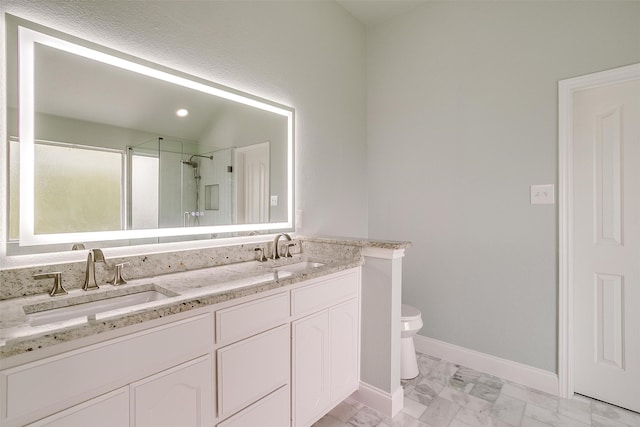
183 154 212 168
182 160 198 168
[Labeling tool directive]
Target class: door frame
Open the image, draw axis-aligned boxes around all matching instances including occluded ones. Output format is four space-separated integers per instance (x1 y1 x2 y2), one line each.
558 63 640 398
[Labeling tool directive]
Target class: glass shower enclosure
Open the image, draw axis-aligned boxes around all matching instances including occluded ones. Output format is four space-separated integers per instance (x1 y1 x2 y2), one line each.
128 137 234 232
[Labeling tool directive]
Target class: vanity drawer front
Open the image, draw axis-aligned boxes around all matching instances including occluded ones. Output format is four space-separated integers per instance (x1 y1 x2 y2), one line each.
217 325 289 420
26 387 130 427
216 292 289 344
291 269 359 316
1 313 213 425
217 385 289 427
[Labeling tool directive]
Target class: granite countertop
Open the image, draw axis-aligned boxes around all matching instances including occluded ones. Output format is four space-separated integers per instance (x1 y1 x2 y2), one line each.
0 254 362 359
298 235 412 250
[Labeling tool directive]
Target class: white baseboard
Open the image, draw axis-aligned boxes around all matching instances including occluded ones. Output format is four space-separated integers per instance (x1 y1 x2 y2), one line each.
351 382 404 418
413 335 559 396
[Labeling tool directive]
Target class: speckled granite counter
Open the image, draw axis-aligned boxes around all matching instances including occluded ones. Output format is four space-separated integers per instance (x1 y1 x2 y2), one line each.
298 236 411 250
0 236 411 360
0 255 360 359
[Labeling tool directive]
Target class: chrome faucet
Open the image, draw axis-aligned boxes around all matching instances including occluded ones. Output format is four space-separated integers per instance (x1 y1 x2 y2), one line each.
272 233 292 260
83 249 106 291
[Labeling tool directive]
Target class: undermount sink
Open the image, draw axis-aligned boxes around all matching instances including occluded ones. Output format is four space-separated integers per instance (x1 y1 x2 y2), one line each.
24 290 172 327
274 261 325 274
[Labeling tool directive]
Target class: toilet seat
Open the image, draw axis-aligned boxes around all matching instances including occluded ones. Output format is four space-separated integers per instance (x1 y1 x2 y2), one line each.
400 304 423 337
401 304 421 321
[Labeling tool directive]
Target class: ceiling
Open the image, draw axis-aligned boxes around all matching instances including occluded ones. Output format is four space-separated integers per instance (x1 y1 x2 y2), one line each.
33 44 227 143
31 43 283 148
335 0 426 28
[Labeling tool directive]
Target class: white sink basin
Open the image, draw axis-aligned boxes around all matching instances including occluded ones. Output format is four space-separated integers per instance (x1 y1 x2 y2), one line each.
25 290 170 326
274 261 325 274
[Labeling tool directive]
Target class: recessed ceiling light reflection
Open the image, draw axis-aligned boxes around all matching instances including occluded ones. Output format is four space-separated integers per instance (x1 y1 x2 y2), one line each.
176 108 189 117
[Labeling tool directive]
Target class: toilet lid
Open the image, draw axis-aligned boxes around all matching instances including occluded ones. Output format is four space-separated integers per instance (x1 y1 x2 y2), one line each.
401 304 421 321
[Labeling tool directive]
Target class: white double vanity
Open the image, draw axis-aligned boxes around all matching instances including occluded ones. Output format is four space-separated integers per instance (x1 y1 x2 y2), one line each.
1 255 360 426
0 237 409 427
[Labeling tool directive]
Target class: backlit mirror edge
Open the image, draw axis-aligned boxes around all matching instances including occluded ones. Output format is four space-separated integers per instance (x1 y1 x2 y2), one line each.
3 15 295 266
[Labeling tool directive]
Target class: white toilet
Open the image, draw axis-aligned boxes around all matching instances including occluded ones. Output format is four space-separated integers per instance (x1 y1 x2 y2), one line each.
400 304 423 379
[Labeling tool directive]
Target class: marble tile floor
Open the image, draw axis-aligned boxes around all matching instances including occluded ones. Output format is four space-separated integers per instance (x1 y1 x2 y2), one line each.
313 352 640 427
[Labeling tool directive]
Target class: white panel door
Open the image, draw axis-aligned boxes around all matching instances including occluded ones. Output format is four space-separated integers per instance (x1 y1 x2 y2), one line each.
28 387 129 427
330 298 360 404
235 142 270 224
573 78 640 412
131 355 213 427
293 311 330 427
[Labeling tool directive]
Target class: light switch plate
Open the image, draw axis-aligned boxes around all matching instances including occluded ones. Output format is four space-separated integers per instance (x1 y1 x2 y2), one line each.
530 184 554 204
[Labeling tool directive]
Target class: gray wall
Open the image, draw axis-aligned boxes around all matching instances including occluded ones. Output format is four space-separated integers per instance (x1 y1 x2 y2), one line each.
0 0 369 265
367 1 640 372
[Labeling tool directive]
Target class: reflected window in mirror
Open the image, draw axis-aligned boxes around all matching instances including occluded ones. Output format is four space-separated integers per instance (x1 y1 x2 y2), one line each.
9 138 124 236
35 142 124 234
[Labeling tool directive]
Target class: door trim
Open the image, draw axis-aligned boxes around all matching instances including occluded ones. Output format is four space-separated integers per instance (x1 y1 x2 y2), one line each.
558 63 640 398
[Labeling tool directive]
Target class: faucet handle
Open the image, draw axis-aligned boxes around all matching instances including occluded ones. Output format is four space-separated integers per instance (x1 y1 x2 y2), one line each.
107 262 129 286
254 247 267 262
284 242 296 258
34 272 67 297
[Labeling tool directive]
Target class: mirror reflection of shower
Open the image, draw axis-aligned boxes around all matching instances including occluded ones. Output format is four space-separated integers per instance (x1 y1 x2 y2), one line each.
129 136 235 232
182 154 213 226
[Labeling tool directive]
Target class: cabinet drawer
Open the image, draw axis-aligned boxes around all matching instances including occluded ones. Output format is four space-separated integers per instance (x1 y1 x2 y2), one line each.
1 314 213 425
217 385 289 427
291 270 358 316
216 292 289 344
27 387 129 427
217 325 289 420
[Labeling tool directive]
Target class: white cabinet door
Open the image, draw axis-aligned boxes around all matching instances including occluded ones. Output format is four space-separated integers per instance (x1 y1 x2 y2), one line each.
292 311 330 427
217 325 289 420
330 298 359 404
1 313 213 427
131 355 213 427
28 387 129 427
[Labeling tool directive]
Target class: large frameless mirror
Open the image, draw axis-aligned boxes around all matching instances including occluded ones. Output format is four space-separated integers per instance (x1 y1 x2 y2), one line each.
6 18 294 255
